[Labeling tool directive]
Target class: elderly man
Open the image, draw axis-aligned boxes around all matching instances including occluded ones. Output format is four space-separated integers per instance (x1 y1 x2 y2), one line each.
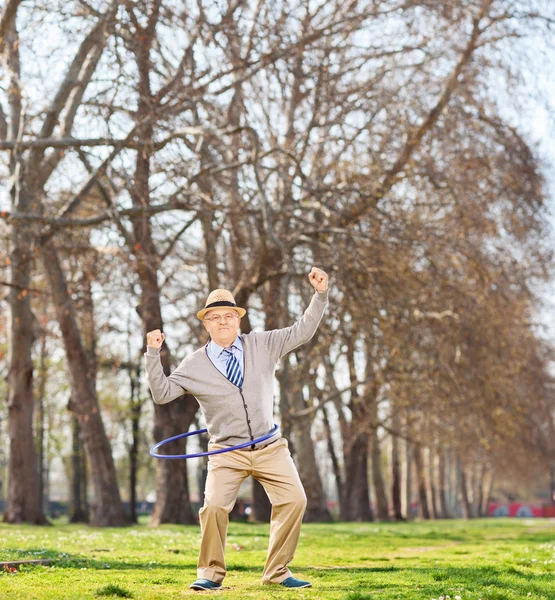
145 267 328 591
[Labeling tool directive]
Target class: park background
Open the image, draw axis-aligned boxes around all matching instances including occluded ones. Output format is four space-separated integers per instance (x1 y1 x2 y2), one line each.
1 0 555 533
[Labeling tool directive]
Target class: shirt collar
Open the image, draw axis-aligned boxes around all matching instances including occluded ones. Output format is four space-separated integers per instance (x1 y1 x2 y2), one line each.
209 336 243 358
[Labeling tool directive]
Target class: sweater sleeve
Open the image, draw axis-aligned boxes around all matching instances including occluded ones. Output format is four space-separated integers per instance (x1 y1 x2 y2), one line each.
144 346 189 404
261 290 328 361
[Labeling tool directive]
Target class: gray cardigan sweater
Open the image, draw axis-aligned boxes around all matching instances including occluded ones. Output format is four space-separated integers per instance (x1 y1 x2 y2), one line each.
144 290 328 449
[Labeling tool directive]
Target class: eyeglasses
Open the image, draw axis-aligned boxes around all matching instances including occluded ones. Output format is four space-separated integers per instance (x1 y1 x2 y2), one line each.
204 313 239 323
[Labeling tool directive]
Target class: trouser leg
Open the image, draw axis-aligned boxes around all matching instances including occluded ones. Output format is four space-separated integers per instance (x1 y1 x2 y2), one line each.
197 450 249 583
253 439 307 584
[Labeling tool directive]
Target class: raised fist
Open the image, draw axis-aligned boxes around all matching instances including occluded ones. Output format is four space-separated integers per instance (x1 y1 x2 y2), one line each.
146 329 166 349
308 267 328 293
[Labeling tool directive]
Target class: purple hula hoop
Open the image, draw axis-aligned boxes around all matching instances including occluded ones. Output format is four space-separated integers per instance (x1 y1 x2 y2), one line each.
149 424 280 459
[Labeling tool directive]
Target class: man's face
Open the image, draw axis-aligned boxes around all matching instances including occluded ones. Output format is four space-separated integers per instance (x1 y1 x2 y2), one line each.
203 308 241 346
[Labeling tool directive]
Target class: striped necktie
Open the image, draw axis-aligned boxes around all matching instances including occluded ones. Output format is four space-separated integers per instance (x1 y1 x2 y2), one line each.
224 348 243 388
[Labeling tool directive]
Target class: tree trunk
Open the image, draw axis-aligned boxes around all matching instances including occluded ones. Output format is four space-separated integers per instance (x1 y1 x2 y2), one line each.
448 450 458 517
35 333 47 516
438 451 449 519
322 406 342 517
127 5 199 524
137 252 198 524
413 445 430 519
370 430 389 521
367 379 389 521
482 469 494 517
475 462 486 517
68 413 88 523
5 247 46 524
250 480 271 523
150 395 198 525
276 362 293 449
200 208 220 291
428 448 438 520
136 281 198 526
404 437 413 520
341 433 373 521
129 363 142 524
339 339 373 521
131 188 199 526
41 239 128 526
4 17 47 525
67 251 98 524
291 393 332 522
458 458 472 519
390 407 403 520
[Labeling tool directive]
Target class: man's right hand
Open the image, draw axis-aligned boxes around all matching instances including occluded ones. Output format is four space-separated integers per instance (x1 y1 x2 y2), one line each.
147 329 166 348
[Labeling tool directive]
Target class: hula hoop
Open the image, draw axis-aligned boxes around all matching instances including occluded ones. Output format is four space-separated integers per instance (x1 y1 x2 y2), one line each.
150 424 280 459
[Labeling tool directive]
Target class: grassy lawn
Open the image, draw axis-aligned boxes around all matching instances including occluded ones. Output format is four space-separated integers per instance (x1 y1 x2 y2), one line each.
1 518 555 599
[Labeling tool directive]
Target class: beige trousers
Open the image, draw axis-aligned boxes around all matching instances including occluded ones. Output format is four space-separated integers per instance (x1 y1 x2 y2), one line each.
197 438 307 584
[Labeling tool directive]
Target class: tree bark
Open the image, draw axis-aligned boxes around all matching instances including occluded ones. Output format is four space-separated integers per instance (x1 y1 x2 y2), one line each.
0 0 23 52
3 17 47 526
341 433 373 521
475 462 486 517
458 458 472 519
41 239 128 526
438 451 449 519
128 363 142 524
447 450 458 517
413 444 430 520
149 370 198 526
322 406 342 517
68 413 88 523
340 339 373 521
291 388 332 522
367 380 389 521
370 431 389 521
390 406 403 520
35 333 48 517
482 469 494 517
67 249 98 523
404 437 413 520
5 246 46 524
276 361 293 447
428 448 438 520
125 1 198 525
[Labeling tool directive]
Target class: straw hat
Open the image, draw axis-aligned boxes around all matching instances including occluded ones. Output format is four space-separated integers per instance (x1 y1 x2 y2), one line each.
197 289 246 321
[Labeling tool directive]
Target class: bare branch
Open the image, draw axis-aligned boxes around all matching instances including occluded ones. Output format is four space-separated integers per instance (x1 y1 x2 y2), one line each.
0 0 22 52
159 214 199 262
338 0 494 229
3 201 199 228
0 137 136 151
0 279 50 297
28 4 116 172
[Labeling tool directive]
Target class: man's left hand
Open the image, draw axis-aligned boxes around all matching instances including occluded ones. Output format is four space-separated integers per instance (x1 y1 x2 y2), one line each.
308 267 329 292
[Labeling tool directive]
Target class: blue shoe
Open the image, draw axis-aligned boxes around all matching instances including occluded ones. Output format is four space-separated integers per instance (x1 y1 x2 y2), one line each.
189 578 222 591
280 576 312 588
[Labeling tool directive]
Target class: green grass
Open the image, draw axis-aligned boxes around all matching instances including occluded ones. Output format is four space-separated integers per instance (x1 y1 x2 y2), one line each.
1 518 555 599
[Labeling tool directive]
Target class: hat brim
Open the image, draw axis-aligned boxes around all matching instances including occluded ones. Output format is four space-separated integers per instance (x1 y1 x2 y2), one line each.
197 306 246 321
